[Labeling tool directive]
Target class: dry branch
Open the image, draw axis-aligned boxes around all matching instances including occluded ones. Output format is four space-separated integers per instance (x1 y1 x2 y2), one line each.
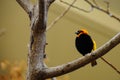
104 1 110 12
42 32 120 79
59 0 93 13
85 0 120 22
100 57 120 74
16 0 33 14
59 0 120 22
48 0 56 6
92 0 99 7
47 0 77 30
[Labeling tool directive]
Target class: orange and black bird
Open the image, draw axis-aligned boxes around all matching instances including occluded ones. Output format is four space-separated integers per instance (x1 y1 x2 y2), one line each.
75 29 97 67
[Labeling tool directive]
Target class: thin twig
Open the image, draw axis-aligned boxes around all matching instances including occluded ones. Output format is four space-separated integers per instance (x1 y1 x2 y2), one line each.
59 0 93 13
85 0 120 22
48 0 55 6
104 1 110 13
47 0 77 30
100 57 120 74
92 0 99 7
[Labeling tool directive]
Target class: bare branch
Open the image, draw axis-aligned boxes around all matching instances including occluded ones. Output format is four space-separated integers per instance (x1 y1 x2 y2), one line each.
92 0 99 7
85 0 120 22
100 57 120 74
16 0 33 14
48 0 55 5
47 0 77 30
44 63 57 80
42 32 120 78
59 0 93 13
104 1 110 12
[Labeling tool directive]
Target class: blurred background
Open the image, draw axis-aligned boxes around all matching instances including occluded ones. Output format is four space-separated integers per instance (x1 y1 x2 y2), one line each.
0 0 120 80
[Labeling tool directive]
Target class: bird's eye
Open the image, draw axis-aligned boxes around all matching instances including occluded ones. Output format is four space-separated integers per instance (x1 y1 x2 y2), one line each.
75 31 80 35
77 31 80 33
75 30 83 35
78 30 83 33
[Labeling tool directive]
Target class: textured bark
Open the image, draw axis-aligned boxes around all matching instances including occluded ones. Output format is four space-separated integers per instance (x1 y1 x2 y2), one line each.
16 0 55 80
27 0 48 80
16 0 33 14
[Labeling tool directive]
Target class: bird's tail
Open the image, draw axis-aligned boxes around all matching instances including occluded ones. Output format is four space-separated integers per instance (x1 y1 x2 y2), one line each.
91 60 97 67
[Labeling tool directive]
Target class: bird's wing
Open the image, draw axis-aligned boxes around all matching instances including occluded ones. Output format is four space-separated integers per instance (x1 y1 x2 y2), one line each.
92 39 96 51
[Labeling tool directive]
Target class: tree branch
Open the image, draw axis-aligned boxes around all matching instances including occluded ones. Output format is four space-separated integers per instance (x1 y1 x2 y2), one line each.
92 0 99 7
44 63 57 80
16 0 33 14
85 0 120 22
47 0 56 6
104 1 110 12
37 0 47 31
42 32 120 79
47 0 77 30
100 57 120 74
59 0 93 13
59 0 120 22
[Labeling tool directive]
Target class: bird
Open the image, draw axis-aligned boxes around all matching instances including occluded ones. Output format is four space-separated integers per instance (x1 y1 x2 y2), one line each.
75 29 97 67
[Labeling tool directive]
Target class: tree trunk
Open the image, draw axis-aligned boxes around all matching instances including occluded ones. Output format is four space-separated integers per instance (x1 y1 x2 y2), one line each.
26 0 48 80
